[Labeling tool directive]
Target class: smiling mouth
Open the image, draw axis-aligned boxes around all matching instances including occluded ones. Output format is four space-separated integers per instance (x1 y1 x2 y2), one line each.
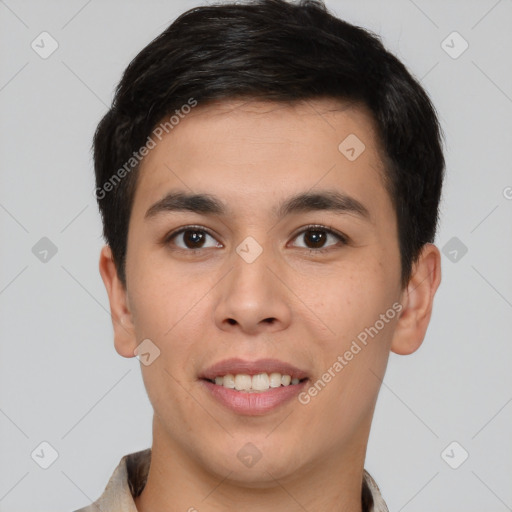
202 372 309 393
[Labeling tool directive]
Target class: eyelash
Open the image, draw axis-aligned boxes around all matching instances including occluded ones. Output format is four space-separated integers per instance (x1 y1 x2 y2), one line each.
163 224 348 254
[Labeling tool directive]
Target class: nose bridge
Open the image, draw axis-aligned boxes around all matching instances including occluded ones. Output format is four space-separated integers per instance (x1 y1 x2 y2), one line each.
213 236 292 333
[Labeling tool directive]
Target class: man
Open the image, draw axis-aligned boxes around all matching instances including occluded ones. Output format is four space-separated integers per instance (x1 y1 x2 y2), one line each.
76 0 443 510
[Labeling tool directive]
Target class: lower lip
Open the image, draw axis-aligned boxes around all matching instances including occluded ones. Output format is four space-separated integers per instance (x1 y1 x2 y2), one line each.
200 379 308 416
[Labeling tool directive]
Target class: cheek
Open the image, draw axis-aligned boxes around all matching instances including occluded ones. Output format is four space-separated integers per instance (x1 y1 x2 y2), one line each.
127 266 214 381
300 257 396 394
128 260 205 336
300 257 394 335
139 358 201 445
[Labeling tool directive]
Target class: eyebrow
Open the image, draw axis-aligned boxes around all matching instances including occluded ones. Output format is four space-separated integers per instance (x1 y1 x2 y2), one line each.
144 189 371 222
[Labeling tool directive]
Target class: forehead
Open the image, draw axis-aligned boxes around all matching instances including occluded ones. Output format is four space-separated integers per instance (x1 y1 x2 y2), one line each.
131 98 392 223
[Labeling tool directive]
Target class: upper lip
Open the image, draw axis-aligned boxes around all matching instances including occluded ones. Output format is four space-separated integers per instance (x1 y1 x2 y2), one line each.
199 358 309 381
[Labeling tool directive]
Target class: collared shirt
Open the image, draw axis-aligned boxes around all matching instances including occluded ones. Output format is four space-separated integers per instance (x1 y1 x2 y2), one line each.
73 448 389 512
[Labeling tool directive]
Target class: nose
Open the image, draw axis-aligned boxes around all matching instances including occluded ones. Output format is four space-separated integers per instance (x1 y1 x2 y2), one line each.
213 246 292 335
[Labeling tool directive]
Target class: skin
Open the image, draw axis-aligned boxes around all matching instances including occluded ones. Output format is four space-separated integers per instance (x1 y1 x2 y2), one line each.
99 98 441 512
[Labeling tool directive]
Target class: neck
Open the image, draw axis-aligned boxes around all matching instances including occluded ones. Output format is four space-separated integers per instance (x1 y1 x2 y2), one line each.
134 417 369 512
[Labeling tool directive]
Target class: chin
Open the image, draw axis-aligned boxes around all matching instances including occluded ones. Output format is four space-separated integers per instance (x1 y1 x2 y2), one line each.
199 437 306 486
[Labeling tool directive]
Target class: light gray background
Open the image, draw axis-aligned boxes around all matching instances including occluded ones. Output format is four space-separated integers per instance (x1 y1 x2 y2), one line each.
1 0 511 511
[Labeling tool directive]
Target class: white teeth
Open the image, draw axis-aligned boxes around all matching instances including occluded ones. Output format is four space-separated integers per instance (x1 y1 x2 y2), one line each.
223 374 235 388
269 372 281 388
209 372 304 392
281 374 291 386
234 374 252 391
252 373 270 391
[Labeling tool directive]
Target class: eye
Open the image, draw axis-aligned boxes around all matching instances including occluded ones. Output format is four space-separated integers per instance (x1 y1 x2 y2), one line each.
290 225 347 252
164 224 347 253
165 226 222 250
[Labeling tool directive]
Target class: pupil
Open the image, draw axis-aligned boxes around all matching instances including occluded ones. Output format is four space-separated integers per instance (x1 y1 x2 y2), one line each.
185 230 204 248
305 230 325 248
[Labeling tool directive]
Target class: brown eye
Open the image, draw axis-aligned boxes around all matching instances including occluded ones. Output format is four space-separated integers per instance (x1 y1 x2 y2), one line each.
167 227 221 250
291 226 347 251
182 230 206 248
303 230 327 248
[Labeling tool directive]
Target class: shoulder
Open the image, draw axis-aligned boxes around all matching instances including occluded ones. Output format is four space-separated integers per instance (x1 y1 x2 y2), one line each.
71 448 151 512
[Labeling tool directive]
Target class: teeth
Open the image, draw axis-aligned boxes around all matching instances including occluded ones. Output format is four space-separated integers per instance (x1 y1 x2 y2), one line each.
210 372 304 392
269 372 281 388
222 374 235 388
234 374 252 391
252 373 270 390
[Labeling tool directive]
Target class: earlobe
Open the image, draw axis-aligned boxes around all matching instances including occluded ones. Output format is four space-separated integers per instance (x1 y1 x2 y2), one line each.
390 243 442 355
98 245 138 358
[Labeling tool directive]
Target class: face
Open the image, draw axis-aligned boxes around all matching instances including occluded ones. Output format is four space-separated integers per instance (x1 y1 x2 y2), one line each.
108 99 409 484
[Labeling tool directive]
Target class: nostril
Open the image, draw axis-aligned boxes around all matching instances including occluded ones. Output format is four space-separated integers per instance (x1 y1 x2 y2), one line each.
227 318 237 325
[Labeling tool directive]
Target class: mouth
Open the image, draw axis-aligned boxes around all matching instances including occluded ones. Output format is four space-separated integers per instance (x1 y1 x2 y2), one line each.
198 358 309 415
202 373 308 392
199 357 309 390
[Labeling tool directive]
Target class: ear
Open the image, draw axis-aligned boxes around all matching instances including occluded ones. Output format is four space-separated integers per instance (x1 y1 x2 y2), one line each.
98 245 138 358
390 243 442 355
